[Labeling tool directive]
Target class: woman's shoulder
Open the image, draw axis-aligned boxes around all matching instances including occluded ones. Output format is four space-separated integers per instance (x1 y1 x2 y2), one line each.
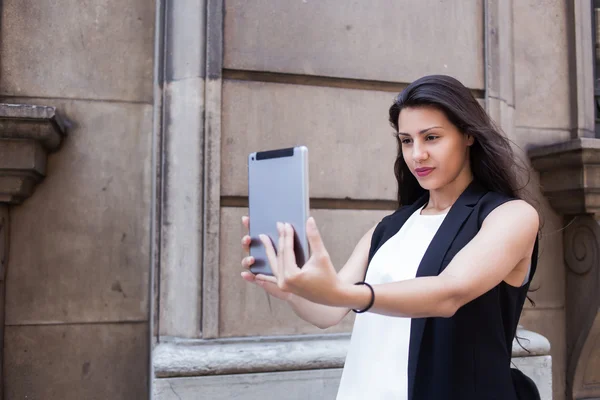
478 191 539 230
470 189 538 231
479 190 536 212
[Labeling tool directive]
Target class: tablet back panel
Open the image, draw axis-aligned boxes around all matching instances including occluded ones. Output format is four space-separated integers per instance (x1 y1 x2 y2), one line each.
248 146 309 276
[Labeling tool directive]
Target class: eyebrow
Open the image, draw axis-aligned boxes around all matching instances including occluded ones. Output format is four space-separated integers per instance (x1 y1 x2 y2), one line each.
397 126 443 136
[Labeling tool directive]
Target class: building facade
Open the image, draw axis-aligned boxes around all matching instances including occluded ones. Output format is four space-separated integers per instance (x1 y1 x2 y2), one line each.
1 1 599 399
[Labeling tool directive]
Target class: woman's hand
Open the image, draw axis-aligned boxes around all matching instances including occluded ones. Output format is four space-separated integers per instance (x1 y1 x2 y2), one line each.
256 217 346 307
240 216 293 301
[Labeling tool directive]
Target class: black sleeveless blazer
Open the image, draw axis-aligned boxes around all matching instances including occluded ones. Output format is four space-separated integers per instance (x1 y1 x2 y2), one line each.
367 180 539 400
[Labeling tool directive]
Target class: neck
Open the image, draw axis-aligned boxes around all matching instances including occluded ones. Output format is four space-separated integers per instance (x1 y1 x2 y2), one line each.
426 170 474 212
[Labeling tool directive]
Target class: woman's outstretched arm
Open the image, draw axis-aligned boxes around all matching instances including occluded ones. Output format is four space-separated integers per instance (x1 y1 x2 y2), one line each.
242 215 375 329
259 199 539 319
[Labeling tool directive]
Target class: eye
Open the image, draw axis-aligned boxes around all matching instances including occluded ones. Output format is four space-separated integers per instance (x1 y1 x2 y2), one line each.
400 137 412 144
425 134 439 141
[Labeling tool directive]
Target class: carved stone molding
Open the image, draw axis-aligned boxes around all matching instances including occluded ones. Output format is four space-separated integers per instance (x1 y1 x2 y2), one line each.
529 138 600 216
0 103 67 205
529 136 600 398
154 329 551 378
563 215 600 399
564 218 598 275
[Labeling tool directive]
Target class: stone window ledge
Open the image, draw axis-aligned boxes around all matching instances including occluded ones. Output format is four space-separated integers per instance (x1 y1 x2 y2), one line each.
153 328 550 378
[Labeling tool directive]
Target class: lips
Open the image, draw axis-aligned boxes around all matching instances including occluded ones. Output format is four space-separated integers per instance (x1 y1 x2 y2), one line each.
415 167 434 177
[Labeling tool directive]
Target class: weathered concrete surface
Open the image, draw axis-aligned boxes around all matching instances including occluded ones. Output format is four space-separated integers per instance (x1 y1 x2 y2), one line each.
513 0 570 129
154 335 348 377
5 322 149 399
224 0 484 89
221 80 398 200
154 369 342 400
153 328 552 399
218 207 389 337
4 99 152 325
0 0 154 102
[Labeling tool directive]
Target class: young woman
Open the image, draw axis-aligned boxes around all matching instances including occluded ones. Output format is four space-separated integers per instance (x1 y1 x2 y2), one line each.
240 75 540 400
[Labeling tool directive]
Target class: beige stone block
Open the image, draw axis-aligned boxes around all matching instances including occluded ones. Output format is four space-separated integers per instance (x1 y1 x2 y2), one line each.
218 207 389 337
4 98 152 324
513 0 570 129
222 80 398 200
5 322 149 400
224 0 484 89
520 308 566 400
514 127 571 152
154 369 342 400
0 0 154 102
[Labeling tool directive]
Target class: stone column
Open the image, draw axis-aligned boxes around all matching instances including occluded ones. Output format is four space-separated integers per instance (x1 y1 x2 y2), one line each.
157 0 208 340
485 0 516 137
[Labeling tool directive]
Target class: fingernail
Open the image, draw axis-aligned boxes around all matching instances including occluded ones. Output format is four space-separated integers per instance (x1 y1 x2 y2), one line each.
277 222 283 231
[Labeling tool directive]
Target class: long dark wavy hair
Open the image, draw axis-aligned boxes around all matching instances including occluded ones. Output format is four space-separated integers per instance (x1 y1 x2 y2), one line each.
389 74 528 207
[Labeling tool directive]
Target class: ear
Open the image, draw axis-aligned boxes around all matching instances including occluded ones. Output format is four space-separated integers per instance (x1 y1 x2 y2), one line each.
466 134 475 146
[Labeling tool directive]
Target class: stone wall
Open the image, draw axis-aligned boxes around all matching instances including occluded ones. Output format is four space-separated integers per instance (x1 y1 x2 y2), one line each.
0 0 577 398
217 0 484 338
157 1 556 399
154 1 566 399
0 0 155 398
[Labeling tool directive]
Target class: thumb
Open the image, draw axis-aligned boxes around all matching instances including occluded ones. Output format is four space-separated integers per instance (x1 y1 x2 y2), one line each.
306 217 327 255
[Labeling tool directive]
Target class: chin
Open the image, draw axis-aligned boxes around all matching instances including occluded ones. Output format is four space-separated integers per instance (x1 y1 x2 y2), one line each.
416 177 444 191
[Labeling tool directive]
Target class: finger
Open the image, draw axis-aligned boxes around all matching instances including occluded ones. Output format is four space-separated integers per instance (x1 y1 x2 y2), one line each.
257 279 282 293
241 256 255 269
259 234 279 277
241 271 256 282
276 222 286 285
241 235 251 252
283 223 298 271
256 273 278 284
242 216 249 230
306 216 327 256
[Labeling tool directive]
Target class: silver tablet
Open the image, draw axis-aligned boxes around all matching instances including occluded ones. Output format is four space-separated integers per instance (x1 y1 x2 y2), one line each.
248 146 310 276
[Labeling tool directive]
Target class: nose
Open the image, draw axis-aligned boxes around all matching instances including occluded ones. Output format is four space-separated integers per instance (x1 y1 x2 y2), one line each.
412 142 429 163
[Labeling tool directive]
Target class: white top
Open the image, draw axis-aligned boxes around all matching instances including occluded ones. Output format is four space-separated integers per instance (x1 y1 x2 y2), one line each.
336 205 447 400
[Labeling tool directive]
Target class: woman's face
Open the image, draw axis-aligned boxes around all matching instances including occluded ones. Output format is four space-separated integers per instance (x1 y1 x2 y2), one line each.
397 106 473 191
